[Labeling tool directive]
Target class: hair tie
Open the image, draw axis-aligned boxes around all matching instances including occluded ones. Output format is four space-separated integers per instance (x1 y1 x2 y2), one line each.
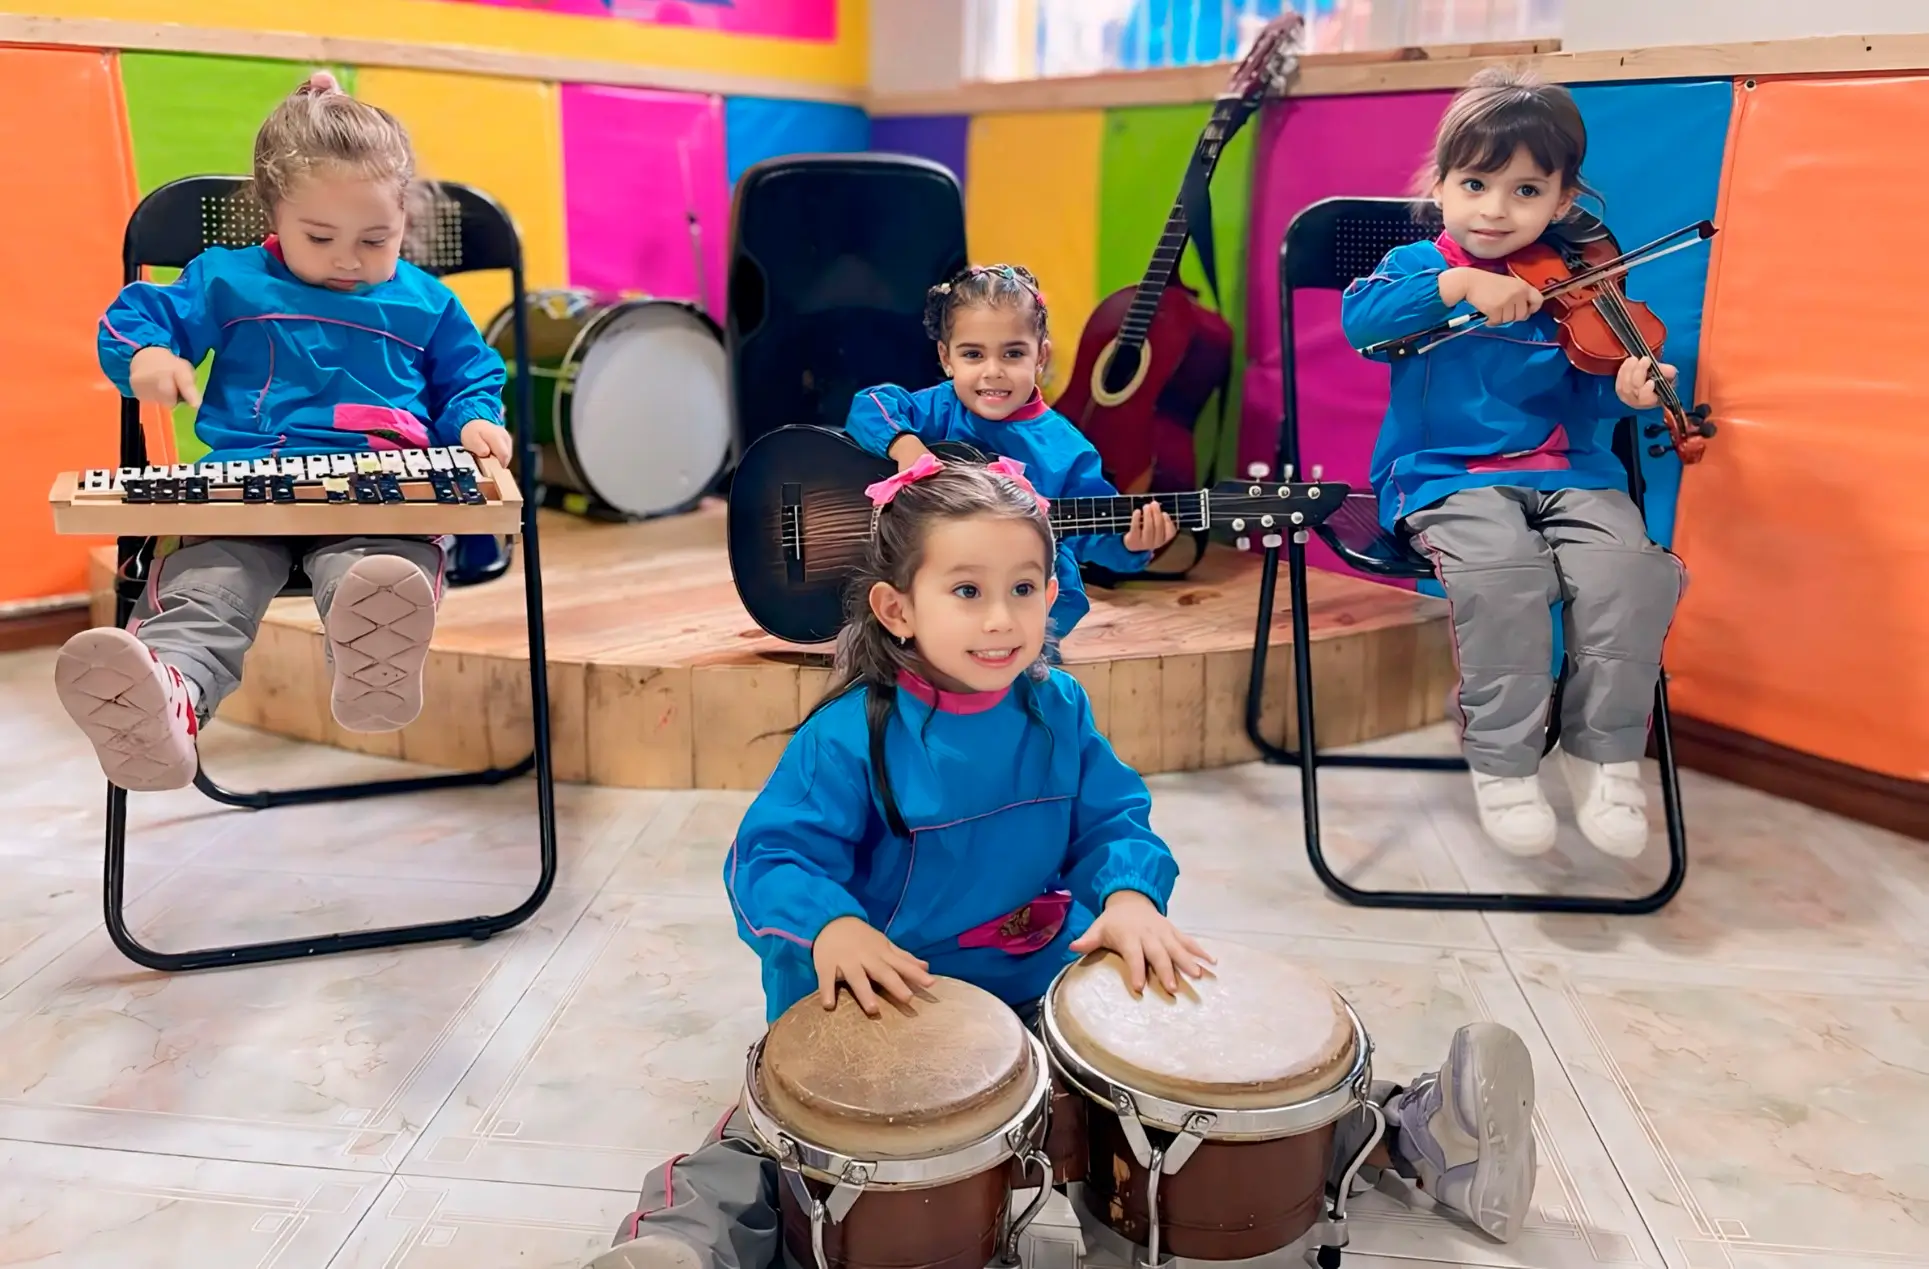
986 457 1050 514
864 451 945 507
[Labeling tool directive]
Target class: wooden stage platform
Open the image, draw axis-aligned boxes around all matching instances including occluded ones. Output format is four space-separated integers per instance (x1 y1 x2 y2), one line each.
86 505 1455 790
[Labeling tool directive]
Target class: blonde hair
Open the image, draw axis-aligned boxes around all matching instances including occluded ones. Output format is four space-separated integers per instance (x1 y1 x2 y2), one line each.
252 71 433 249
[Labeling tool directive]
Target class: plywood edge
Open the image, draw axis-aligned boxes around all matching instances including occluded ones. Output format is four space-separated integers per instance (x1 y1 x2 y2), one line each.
0 15 865 104
870 32 1929 116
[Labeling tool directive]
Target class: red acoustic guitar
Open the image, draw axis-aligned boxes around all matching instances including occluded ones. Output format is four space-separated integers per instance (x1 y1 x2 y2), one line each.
1056 11 1304 497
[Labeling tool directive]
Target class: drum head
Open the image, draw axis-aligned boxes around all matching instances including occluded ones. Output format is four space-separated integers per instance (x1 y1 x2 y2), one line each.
565 301 732 518
756 978 1036 1158
1050 939 1356 1110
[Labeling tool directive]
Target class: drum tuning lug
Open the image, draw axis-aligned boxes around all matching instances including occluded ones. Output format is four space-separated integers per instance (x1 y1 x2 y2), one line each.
1110 1090 1156 1169
826 1173 867 1223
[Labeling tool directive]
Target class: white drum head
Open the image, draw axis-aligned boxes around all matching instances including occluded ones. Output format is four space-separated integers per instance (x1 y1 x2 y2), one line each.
565 301 732 517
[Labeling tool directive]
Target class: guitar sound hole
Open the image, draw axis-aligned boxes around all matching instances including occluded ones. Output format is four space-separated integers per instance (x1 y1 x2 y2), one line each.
1102 345 1143 395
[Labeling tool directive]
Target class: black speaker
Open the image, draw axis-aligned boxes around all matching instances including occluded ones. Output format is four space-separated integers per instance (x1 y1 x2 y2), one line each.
727 153 967 449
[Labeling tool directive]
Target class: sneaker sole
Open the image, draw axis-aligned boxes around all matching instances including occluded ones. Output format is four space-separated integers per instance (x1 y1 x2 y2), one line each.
54 628 198 792
325 556 436 733
1452 1021 1538 1242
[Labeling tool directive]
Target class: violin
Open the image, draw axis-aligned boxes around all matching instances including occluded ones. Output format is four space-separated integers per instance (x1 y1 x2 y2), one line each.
1508 211 1716 464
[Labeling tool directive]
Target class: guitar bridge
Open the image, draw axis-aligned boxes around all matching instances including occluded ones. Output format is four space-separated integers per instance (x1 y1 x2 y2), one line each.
780 482 804 583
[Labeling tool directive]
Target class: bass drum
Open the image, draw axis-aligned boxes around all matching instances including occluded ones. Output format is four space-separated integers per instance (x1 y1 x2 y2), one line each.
486 289 734 521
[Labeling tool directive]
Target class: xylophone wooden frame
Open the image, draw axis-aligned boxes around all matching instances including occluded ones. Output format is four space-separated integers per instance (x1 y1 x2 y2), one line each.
102 175 559 971
1243 196 1689 914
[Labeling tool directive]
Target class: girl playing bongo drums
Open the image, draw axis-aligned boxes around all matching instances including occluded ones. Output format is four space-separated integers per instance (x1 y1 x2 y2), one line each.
593 459 1539 1268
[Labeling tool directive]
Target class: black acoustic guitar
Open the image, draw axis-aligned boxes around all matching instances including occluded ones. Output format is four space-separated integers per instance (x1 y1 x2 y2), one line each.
727 425 1351 644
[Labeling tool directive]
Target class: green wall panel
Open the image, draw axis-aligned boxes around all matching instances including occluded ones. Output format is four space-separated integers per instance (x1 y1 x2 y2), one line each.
1095 103 1256 484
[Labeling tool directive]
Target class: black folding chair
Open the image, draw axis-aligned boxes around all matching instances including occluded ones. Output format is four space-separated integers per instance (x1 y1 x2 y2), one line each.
104 176 558 969
1244 196 1687 914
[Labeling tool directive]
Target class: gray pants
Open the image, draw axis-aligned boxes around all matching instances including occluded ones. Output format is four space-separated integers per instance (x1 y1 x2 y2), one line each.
1403 486 1683 778
126 535 445 718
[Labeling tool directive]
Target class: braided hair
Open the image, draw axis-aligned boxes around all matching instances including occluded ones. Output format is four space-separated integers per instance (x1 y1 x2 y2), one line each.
922 263 1050 344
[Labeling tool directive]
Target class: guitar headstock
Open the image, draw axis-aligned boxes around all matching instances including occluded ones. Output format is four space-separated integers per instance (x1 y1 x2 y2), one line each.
1204 466 1351 544
1223 8 1305 104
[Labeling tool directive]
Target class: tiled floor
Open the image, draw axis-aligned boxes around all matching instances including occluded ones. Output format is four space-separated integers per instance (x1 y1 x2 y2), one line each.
1 644 1924 1269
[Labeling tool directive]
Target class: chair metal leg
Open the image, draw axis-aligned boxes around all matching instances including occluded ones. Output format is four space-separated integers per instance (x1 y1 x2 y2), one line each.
1244 537 1688 914
101 516 560 972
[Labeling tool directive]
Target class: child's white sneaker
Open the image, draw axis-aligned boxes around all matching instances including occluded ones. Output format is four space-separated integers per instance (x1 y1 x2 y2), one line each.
1559 752 1650 858
55 628 199 792
1470 770 1557 856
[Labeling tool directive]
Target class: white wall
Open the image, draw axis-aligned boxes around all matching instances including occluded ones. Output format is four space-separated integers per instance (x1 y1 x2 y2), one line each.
1563 0 1929 51
869 0 965 95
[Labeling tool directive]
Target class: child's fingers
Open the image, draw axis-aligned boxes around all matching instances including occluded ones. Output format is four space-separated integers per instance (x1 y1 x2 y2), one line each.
842 964 883 1017
870 961 917 1006
174 363 202 409
1168 937 1207 980
1118 935 1147 993
889 948 935 987
1144 940 1178 994
817 965 840 1010
1178 932 1215 964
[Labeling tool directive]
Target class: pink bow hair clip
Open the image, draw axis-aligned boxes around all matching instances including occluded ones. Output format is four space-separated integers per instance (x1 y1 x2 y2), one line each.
864 451 945 507
986 457 1050 514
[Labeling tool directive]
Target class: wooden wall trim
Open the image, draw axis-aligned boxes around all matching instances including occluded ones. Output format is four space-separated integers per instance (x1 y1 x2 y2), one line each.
0 14 866 103
870 32 1929 116
1666 714 1929 843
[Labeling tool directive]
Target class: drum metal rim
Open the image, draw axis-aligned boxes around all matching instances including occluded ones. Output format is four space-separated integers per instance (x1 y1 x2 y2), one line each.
1038 987 1373 1141
741 1030 1052 1191
488 292 734 518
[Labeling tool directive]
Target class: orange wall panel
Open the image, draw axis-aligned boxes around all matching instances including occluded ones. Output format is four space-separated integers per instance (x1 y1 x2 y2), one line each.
1675 76 1929 781
0 48 139 606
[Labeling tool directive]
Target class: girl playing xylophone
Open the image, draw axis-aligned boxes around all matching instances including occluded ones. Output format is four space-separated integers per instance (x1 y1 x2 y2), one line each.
593 458 1541 1269
56 71 514 792
1341 68 1686 859
843 263 1179 642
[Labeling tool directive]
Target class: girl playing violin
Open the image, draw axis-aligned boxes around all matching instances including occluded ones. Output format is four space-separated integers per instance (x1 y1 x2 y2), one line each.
592 459 1542 1269
1341 67 1686 860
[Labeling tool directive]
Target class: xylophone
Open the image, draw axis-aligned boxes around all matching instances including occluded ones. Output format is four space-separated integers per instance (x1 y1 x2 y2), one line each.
49 447 524 537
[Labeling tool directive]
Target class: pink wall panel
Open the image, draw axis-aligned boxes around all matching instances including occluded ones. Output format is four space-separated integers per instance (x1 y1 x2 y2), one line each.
561 84 729 318
458 0 836 40
1241 92 1451 578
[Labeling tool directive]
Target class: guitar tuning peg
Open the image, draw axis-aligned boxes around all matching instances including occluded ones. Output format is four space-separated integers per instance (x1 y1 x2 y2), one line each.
1293 530 1309 544
1262 533 1283 549
1281 464 1295 480
1309 464 1324 481
1236 536 1252 552
1246 462 1269 479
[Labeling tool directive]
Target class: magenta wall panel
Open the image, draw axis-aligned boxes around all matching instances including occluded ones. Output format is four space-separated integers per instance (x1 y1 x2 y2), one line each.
457 0 836 41
561 84 729 318
1241 92 1451 578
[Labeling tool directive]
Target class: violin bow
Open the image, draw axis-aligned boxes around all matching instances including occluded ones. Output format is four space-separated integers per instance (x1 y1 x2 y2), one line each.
1358 220 1718 359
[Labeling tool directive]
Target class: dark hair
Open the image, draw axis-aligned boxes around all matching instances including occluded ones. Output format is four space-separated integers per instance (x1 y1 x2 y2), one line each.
1421 66 1593 198
805 460 1058 837
923 263 1051 344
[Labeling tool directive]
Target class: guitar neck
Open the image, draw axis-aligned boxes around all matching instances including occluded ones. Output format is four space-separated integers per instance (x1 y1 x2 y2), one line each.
1049 490 1206 537
1115 104 1241 349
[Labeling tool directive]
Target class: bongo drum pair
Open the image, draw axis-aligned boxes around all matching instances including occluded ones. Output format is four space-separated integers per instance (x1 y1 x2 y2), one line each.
743 939 1383 1269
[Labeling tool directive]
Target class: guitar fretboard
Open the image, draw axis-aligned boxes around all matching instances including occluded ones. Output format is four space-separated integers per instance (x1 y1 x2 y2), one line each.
1115 110 1237 350
1049 491 1208 536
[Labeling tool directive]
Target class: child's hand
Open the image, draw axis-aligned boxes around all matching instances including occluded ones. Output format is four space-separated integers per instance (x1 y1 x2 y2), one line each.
1442 267 1543 326
460 420 514 465
1122 501 1178 554
812 916 936 1017
887 433 934 472
1069 890 1213 995
1614 356 1676 409
128 347 202 409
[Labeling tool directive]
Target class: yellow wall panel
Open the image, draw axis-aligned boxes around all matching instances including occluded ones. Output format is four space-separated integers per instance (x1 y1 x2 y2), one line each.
355 67 567 328
965 110 1105 400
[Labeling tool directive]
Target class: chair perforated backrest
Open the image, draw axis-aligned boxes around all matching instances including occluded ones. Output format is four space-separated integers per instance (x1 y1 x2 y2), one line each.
122 176 520 281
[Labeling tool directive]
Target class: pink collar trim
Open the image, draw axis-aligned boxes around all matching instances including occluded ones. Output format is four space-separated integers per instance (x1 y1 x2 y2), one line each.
1004 389 1050 421
262 234 285 262
897 670 1010 714
1434 231 1511 272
